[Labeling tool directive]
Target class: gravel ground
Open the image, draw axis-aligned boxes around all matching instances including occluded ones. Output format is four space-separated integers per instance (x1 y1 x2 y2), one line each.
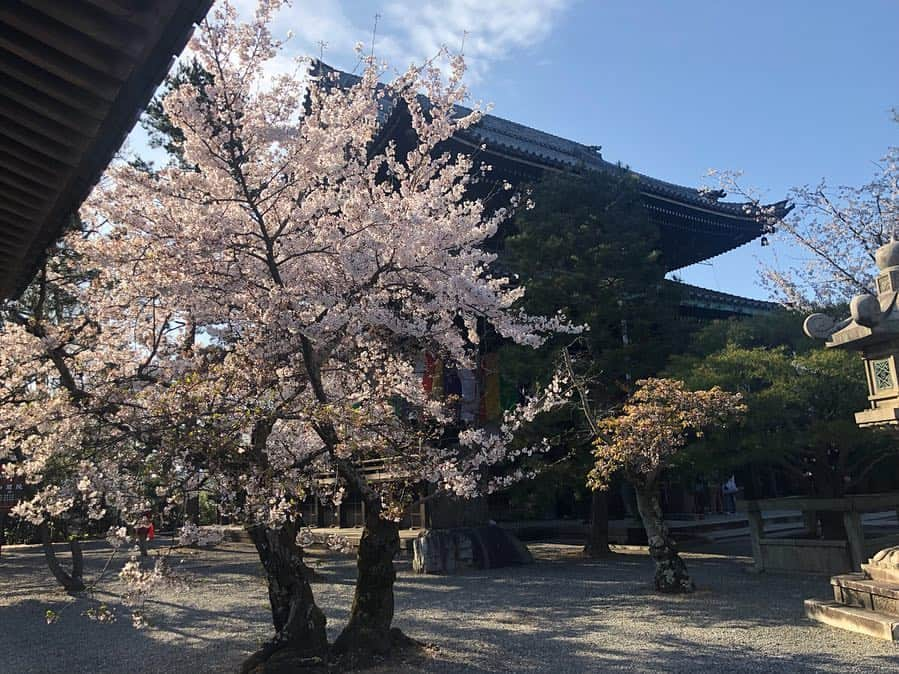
1 540 898 673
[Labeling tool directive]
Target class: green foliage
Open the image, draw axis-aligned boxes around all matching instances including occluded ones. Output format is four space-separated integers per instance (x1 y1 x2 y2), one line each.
140 59 214 169
502 170 683 402
665 311 896 496
198 492 219 525
497 171 689 512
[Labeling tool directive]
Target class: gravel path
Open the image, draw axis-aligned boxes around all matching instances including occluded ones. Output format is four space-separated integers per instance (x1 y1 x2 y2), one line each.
1 540 897 673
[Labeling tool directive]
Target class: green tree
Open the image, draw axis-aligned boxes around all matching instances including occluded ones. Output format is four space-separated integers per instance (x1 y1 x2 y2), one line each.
501 170 686 554
665 311 896 537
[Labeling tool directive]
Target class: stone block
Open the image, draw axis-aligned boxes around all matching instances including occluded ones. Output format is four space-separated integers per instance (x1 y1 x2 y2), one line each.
831 573 899 616
863 562 899 584
805 599 899 641
758 537 851 574
412 525 533 574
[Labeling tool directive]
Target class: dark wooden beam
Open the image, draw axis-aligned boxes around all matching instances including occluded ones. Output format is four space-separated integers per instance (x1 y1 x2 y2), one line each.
0 3 136 77
0 100 91 149
0 29 121 99
0 180 45 214
0 171 55 202
0 72 102 134
0 0 215 298
20 0 144 55
0 117 80 167
0 50 110 115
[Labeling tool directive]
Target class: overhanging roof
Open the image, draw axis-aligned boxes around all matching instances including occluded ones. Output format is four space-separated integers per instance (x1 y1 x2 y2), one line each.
451 113 791 271
672 280 779 319
0 0 213 299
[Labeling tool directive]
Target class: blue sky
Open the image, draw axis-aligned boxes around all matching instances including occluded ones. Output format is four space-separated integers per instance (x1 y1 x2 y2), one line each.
135 0 898 300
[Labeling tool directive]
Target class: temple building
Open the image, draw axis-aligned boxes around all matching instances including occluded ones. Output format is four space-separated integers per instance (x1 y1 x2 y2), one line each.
323 63 789 320
450 107 789 273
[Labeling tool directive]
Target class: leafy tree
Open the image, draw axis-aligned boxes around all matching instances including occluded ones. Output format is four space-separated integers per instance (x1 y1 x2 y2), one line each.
500 170 685 554
590 378 744 592
65 1 576 667
0 221 150 592
140 58 213 169
665 312 897 537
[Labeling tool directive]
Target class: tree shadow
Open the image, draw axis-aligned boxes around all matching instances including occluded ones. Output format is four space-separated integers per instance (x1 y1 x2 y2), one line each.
3 541 898 672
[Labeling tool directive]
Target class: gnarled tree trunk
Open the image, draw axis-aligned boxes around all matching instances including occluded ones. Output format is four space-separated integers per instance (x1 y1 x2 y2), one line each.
333 503 403 657
634 483 694 593
241 521 328 673
39 522 85 592
584 489 611 557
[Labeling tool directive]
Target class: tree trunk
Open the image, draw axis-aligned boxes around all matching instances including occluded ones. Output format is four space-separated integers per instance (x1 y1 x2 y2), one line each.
136 529 149 557
186 494 200 526
332 504 404 657
39 522 85 593
634 483 694 593
584 489 611 557
809 467 847 540
241 522 328 673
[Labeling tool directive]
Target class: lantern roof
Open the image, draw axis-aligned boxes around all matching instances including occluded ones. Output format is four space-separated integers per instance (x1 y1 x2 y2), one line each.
805 241 899 351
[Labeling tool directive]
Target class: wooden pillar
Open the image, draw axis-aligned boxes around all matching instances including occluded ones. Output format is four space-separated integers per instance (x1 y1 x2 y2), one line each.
843 510 865 571
802 510 818 537
746 506 765 572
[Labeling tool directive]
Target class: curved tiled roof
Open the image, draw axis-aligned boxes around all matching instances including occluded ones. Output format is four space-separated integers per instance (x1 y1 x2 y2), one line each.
316 62 789 227
456 111 790 221
671 280 779 317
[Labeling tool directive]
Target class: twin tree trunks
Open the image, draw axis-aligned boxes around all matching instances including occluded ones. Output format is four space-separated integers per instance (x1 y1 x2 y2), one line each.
243 486 687 670
39 522 85 593
243 502 408 672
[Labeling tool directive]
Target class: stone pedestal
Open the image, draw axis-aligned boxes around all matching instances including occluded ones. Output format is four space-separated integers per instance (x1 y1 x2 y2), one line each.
806 546 899 641
412 525 533 574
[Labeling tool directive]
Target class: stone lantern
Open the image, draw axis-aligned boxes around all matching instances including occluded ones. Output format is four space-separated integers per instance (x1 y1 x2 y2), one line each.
803 240 899 640
805 240 899 427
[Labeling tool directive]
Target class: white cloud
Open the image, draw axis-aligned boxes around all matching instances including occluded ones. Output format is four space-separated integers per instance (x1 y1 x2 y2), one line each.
384 0 569 79
226 0 571 83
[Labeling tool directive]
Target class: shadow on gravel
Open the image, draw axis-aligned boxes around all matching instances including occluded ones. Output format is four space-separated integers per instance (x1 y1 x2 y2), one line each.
3 543 898 673
386 550 894 673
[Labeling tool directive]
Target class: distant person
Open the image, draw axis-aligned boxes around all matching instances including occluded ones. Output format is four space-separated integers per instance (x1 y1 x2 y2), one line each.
135 512 154 557
722 476 739 514
710 478 724 514
693 479 707 519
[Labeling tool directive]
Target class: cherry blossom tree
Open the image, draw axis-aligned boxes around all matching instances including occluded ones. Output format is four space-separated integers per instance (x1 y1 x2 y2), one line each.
72 1 575 666
713 116 897 309
589 378 744 593
0 233 159 593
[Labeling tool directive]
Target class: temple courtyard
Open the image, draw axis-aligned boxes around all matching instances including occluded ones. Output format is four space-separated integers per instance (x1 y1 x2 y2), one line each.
1 540 897 673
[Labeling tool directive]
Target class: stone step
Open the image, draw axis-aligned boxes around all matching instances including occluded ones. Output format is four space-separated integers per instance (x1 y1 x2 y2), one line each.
832 573 899 616
862 562 899 584
805 599 899 641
